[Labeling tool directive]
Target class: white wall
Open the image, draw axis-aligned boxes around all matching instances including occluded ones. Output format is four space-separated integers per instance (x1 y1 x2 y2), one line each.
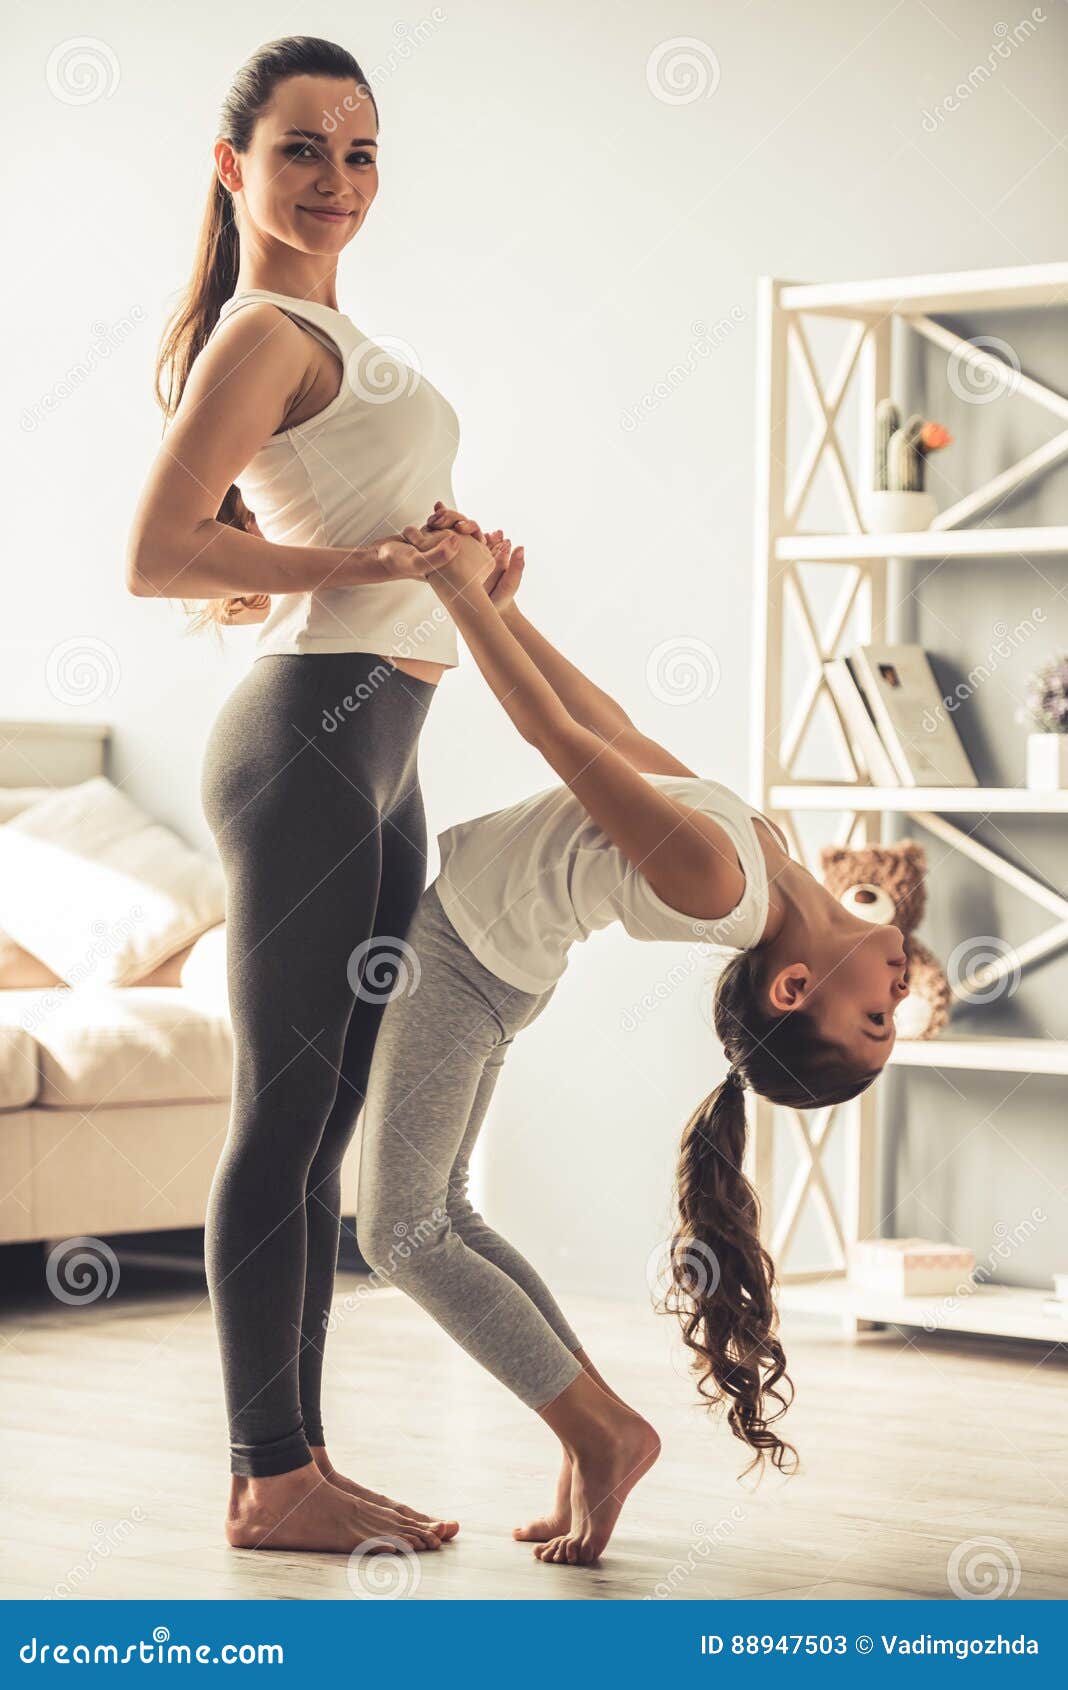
8 1 1066 1295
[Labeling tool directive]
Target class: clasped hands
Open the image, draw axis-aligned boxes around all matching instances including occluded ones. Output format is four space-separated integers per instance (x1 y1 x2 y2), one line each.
403 502 525 612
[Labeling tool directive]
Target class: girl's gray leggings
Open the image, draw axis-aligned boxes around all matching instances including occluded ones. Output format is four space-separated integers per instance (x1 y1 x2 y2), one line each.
201 651 436 1478
356 881 584 1410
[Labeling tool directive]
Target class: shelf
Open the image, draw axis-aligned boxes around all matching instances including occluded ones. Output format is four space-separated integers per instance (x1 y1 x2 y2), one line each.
890 1037 1068 1076
780 1280 1068 1344
778 262 1068 317
776 526 1068 561
0 719 111 742
769 783 1068 813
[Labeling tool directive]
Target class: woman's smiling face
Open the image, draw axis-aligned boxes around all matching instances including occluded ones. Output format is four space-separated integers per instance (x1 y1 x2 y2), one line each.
223 76 380 255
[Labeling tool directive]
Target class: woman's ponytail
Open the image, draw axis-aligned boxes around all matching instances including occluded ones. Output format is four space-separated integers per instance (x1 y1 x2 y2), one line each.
668 1071 797 1477
154 37 379 634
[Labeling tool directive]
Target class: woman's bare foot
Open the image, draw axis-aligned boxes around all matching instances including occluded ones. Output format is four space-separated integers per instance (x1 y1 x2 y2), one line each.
533 1406 660 1567
225 1460 445 1553
513 1451 572 1542
309 1446 459 1541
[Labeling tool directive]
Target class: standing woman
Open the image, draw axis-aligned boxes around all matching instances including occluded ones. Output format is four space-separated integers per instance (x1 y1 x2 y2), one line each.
126 36 483 1554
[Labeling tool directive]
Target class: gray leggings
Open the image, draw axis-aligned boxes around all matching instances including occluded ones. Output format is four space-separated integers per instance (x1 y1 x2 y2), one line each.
201 651 436 1477
356 881 585 1410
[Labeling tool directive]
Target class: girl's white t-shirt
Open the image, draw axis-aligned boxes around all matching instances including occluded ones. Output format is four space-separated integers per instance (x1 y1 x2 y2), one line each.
433 773 777 993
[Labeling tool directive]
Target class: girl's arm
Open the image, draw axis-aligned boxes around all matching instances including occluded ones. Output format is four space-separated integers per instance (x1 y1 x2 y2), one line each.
499 607 697 778
409 530 745 924
425 506 697 778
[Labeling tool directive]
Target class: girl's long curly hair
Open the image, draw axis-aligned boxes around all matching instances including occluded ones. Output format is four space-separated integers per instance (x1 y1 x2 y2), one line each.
667 947 882 1478
153 36 378 634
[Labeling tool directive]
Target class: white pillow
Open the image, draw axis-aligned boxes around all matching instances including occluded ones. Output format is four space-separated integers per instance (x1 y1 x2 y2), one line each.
0 786 54 823
0 775 225 988
180 921 229 1009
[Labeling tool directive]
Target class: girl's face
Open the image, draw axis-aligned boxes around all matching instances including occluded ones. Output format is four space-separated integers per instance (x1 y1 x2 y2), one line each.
223 76 379 256
767 920 909 1070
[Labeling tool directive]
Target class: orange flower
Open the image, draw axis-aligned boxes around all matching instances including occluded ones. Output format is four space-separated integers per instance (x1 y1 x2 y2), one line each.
920 421 952 451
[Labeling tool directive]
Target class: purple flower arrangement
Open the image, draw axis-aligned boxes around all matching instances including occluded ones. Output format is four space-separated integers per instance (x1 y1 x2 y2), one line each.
1020 654 1068 734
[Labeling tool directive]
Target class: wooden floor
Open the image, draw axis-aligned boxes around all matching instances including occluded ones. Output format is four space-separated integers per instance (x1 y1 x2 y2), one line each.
2 1256 1066 1602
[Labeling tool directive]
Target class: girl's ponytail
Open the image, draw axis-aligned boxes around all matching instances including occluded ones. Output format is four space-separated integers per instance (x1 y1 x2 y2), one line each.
669 1070 797 1476
668 945 884 1477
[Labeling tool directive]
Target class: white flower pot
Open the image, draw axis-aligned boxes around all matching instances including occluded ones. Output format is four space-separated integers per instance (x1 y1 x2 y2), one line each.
863 490 937 533
1026 732 1068 791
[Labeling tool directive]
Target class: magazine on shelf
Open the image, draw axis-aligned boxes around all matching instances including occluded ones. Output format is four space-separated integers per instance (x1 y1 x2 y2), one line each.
849 644 978 787
823 659 900 785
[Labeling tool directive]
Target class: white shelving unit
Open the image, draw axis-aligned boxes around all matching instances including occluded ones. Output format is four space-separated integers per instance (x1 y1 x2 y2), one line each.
748 261 1068 1344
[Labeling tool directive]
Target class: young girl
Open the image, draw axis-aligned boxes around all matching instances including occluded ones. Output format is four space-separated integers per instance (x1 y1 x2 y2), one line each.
356 507 910 1567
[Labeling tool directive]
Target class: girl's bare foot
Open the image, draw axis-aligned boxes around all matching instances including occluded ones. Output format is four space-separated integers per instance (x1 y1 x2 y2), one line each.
225 1460 445 1553
309 1446 459 1541
533 1408 660 1567
513 1451 572 1542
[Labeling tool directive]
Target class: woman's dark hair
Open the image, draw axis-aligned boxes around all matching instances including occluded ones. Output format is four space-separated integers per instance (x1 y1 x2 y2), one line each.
667 947 881 1478
153 37 378 633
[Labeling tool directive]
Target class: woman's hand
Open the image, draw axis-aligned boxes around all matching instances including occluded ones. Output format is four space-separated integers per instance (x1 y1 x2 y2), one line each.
370 531 463 582
425 504 525 613
219 595 271 625
221 514 272 621
424 500 484 542
401 522 495 593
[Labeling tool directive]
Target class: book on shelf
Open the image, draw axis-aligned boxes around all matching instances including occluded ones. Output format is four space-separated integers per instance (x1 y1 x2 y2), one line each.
848 644 978 787
823 659 900 785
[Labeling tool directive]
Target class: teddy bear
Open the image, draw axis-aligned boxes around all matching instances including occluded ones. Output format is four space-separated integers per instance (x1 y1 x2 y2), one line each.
819 840 951 1040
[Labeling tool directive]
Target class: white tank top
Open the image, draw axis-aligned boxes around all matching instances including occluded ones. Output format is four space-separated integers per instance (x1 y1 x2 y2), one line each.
433 773 776 993
205 288 461 666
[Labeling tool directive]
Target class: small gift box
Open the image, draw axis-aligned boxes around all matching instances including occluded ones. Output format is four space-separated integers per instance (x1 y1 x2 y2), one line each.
849 1237 975 1297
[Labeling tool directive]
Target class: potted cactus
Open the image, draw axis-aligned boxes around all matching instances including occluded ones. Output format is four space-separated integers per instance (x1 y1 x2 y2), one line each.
1020 653 1068 790
864 400 952 533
